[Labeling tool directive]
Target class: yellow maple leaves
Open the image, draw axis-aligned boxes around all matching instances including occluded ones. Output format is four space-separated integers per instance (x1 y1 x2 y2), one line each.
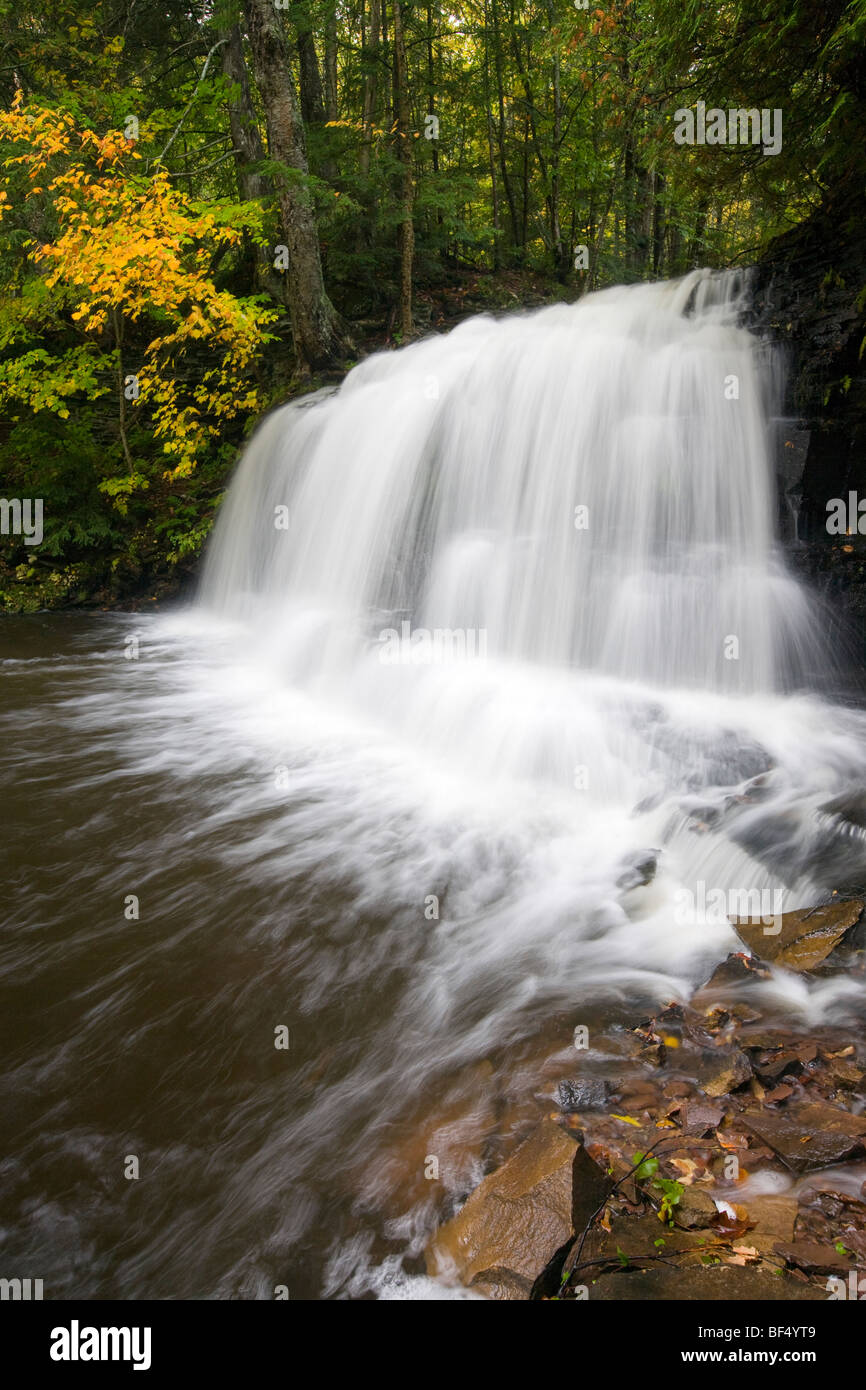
0 96 277 478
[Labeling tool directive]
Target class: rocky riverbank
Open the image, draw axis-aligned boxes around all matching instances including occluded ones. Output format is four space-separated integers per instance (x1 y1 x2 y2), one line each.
426 899 866 1300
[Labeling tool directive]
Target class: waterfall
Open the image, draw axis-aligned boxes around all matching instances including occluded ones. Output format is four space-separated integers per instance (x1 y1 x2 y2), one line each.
203 269 825 698
196 269 866 987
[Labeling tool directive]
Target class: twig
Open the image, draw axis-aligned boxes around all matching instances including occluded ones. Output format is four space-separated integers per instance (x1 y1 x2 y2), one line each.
152 38 228 170
168 151 234 179
566 1132 682 1279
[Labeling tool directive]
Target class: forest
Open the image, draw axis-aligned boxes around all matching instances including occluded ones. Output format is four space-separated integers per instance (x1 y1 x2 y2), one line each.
0 0 864 608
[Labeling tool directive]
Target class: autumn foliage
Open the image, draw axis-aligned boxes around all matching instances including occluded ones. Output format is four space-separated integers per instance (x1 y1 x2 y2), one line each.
0 95 276 490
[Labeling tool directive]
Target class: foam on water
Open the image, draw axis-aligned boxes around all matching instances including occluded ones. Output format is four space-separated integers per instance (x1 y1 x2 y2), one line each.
197 269 866 985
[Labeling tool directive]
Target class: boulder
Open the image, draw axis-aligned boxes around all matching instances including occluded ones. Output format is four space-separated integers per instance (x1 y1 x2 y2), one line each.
730 898 863 972
696 1047 752 1098
426 1118 610 1297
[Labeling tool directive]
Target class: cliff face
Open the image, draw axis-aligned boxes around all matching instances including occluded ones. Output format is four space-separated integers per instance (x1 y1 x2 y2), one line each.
748 188 866 686
750 187 866 541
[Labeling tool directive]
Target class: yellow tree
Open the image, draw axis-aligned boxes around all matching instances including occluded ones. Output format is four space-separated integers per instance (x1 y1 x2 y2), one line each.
0 96 277 500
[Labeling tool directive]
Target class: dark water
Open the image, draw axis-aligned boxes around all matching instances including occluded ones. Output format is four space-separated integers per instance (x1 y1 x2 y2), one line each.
3 613 621 1299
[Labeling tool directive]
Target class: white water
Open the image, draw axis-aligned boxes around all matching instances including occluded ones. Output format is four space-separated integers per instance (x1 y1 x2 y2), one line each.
199 270 866 956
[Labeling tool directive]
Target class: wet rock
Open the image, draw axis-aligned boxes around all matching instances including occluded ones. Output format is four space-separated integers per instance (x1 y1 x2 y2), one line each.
616 850 659 890
730 898 863 972
743 1101 866 1172
617 1080 661 1111
426 1119 610 1296
469 1268 532 1300
681 1100 725 1135
697 1047 752 1098
774 1241 854 1275
728 1003 763 1024
762 1082 795 1104
692 952 771 1007
556 1078 610 1113
828 1057 864 1089
579 1264 825 1300
671 1185 719 1230
753 1047 809 1083
621 1024 666 1067
742 1194 798 1247
577 1211 706 1268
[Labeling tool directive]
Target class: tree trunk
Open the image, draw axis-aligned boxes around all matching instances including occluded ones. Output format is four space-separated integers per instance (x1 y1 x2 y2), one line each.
392 0 414 336
221 23 288 303
359 0 380 179
243 0 349 371
549 34 564 276
490 0 519 254
482 7 501 272
324 4 338 121
652 171 666 277
297 27 326 127
296 9 338 184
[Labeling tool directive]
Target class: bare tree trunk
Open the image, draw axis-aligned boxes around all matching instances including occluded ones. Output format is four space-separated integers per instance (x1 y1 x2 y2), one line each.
634 162 653 276
359 0 380 179
490 0 519 253
221 23 288 303
550 35 564 275
243 0 349 371
297 26 326 127
482 0 500 268
686 199 709 267
426 2 439 177
652 170 666 277
324 4 338 121
222 25 269 203
295 8 338 184
392 0 414 336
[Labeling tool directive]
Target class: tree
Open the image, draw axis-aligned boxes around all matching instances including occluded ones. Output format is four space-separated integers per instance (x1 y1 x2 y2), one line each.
392 0 414 335
0 97 277 484
242 0 350 371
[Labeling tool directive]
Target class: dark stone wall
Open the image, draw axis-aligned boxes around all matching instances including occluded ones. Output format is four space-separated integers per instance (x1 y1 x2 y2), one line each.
746 187 866 688
749 187 866 541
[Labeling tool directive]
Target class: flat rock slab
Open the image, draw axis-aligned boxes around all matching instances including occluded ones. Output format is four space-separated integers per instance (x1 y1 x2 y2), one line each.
682 1100 725 1135
581 1265 826 1300
581 1212 710 1264
743 1101 866 1171
426 1118 610 1294
730 898 863 972
774 1240 855 1274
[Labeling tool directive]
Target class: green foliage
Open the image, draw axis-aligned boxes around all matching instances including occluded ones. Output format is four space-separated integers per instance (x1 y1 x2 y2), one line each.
1 0 863 609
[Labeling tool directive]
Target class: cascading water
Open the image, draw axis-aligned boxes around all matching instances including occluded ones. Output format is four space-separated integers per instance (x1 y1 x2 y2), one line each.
188 268 866 1290
7 270 866 1299
204 269 823 696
